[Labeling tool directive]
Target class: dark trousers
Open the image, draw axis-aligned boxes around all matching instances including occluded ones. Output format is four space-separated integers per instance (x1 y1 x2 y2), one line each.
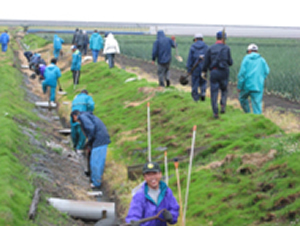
210 69 229 115
107 54 115 68
72 70 81 85
157 62 170 87
191 73 207 101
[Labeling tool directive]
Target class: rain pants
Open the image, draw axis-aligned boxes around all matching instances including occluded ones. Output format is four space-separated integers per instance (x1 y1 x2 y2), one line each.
42 63 61 101
89 32 103 62
78 112 110 187
237 52 270 114
53 34 64 59
0 32 9 52
70 93 95 150
126 181 179 226
186 40 208 101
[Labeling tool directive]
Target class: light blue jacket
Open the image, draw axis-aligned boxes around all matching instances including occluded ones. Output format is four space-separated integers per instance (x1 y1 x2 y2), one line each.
71 49 82 71
53 34 64 50
71 93 95 112
237 52 270 92
43 63 62 87
0 32 10 44
89 33 103 51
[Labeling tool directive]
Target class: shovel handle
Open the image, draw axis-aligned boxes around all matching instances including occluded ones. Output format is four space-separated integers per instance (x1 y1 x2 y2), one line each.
121 208 167 226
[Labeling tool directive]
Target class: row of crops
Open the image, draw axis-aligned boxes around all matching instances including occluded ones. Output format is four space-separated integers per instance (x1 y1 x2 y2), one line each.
35 32 300 101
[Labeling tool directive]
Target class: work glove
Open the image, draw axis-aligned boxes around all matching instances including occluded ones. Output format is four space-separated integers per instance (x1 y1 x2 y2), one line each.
163 210 173 223
201 72 207 80
171 36 176 41
130 220 140 226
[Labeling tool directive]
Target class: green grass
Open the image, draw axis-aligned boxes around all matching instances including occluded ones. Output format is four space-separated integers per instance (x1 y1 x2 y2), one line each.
58 60 300 225
21 34 51 50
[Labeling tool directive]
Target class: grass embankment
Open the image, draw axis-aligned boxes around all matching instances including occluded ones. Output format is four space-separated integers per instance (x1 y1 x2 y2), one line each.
0 32 74 226
21 34 51 50
57 61 300 225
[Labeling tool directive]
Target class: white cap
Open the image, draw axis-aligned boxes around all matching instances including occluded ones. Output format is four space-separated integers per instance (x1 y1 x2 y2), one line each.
194 33 203 39
70 45 77 50
247 43 258 51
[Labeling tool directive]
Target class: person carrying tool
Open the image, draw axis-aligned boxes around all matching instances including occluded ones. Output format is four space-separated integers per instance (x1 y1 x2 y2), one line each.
53 34 64 60
237 44 270 114
0 30 10 53
202 30 233 119
42 58 61 104
70 45 82 86
70 110 111 189
126 162 179 226
70 89 95 154
152 30 176 87
103 32 120 68
89 30 104 63
186 33 208 102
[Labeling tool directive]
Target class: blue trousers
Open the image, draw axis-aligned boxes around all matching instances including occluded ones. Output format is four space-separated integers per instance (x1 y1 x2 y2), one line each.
1 44 8 52
107 54 115 68
239 90 263 114
210 69 229 115
92 50 99 63
191 73 207 101
90 144 108 187
42 83 56 101
53 49 60 59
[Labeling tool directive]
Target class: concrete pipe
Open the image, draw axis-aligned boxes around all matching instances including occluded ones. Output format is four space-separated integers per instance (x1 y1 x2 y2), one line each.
48 198 115 221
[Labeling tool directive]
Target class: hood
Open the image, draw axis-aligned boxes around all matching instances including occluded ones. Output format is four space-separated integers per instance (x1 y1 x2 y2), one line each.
54 34 58 38
47 63 57 71
106 33 114 39
248 52 261 60
91 32 99 37
193 40 207 50
157 30 165 39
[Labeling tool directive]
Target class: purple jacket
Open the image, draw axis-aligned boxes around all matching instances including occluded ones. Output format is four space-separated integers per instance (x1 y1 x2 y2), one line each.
126 181 179 226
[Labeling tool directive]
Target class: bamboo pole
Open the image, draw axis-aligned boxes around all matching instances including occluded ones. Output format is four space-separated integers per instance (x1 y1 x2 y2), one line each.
147 102 151 162
174 158 184 226
164 151 168 185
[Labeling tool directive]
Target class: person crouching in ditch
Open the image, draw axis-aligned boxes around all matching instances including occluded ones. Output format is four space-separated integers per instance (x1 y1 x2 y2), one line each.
126 162 179 226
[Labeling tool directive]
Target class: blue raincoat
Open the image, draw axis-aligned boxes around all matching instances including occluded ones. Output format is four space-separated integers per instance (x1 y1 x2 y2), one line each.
0 32 9 44
53 34 64 50
89 33 103 50
42 63 61 101
71 49 82 71
152 30 176 64
237 52 270 114
126 181 179 226
70 93 95 150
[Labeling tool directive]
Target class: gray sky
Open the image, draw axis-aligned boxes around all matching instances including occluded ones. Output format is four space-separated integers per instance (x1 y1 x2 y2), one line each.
2 0 299 27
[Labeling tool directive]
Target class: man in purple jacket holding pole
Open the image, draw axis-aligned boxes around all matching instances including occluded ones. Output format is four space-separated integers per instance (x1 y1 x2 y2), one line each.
126 162 179 226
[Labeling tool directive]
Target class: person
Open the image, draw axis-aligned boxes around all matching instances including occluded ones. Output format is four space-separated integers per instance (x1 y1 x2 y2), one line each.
72 28 80 45
24 51 33 62
103 32 120 68
186 33 208 102
0 30 10 53
74 30 85 54
126 162 179 226
53 34 64 60
70 110 111 188
29 53 46 71
70 45 82 85
152 30 176 87
89 30 104 63
237 44 270 114
42 58 61 103
202 30 233 119
82 30 89 56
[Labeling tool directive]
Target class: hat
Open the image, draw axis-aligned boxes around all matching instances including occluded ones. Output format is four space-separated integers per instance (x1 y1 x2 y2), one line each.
193 33 203 41
71 45 77 50
247 43 258 51
216 31 227 39
142 162 161 174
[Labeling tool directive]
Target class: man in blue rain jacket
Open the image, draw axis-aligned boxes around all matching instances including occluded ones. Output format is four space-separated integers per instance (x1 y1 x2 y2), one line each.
237 44 270 114
42 58 61 103
89 30 103 63
53 34 64 59
70 110 111 189
186 33 208 102
70 45 82 85
152 30 176 87
0 30 10 52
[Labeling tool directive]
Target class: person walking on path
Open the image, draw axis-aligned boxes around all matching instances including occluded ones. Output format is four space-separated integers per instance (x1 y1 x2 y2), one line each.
202 30 233 119
53 34 64 60
70 110 111 189
186 33 208 102
237 44 270 114
152 30 176 87
74 30 85 54
126 162 179 226
72 28 80 45
82 30 89 56
89 30 103 63
103 32 120 68
42 58 61 103
0 30 10 53
70 45 82 85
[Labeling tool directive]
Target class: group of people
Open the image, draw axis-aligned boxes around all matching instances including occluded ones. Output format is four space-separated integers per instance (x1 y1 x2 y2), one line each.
152 30 270 117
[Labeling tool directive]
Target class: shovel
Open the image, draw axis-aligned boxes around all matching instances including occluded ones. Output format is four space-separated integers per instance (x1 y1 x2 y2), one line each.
121 208 167 226
57 79 67 95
